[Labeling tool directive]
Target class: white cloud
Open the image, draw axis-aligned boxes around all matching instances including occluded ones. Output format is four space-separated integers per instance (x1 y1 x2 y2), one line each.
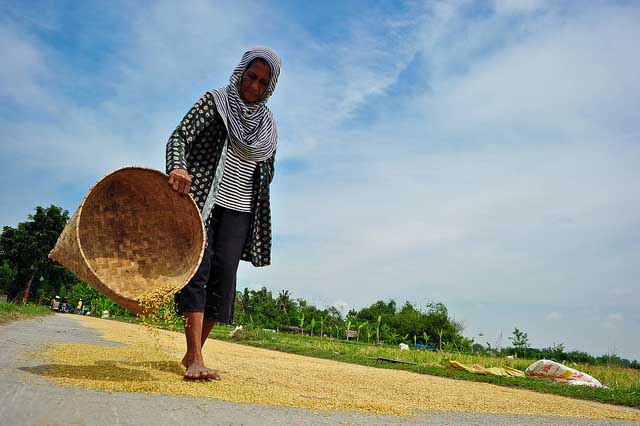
546 312 562 321
332 299 352 317
607 313 624 322
422 7 640 142
493 0 547 15
610 288 633 298
0 24 42 101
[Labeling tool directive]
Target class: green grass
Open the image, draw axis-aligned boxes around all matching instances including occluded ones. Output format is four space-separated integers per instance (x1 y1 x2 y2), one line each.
0 301 52 324
208 326 640 409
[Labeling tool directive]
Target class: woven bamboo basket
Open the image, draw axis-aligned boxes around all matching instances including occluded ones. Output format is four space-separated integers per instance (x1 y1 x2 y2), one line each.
49 167 205 316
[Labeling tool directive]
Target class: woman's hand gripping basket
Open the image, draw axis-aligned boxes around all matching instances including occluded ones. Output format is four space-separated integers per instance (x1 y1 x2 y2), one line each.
49 167 205 316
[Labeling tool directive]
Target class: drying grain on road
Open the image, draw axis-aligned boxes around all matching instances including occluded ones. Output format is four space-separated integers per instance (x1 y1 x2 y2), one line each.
26 315 640 422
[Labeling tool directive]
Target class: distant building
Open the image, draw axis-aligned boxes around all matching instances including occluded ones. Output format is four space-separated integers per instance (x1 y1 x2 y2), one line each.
345 330 358 339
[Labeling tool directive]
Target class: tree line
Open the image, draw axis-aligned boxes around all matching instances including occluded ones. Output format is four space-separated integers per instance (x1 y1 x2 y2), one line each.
234 286 468 349
0 205 78 303
1 205 638 369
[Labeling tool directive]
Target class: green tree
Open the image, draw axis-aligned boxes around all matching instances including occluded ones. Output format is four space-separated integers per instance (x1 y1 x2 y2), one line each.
471 343 486 353
326 306 343 322
437 328 445 351
0 205 71 301
276 290 293 314
236 288 251 315
346 308 358 321
392 301 421 337
333 323 341 340
379 323 391 343
319 315 325 338
358 300 396 323
551 342 565 358
0 260 16 294
68 282 101 306
509 327 530 357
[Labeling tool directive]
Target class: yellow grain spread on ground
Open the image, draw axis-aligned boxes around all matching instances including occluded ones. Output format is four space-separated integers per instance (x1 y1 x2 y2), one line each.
31 315 640 421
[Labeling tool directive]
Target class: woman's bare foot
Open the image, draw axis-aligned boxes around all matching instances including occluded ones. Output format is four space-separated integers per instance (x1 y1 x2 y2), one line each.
181 353 189 368
182 354 221 380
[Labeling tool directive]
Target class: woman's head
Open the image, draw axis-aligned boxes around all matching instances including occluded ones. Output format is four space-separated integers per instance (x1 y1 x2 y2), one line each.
229 46 281 106
210 46 280 162
240 58 271 103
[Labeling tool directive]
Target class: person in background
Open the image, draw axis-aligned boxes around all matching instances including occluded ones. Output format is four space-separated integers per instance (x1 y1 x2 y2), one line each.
166 47 281 380
50 296 61 311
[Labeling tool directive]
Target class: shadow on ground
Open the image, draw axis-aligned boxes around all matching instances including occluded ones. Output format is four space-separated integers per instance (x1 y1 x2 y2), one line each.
20 360 183 382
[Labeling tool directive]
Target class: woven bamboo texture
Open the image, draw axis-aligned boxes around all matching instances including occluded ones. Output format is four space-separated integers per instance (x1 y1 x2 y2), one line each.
49 167 205 316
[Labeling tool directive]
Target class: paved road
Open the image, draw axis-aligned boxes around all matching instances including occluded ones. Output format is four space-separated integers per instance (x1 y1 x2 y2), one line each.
0 315 637 426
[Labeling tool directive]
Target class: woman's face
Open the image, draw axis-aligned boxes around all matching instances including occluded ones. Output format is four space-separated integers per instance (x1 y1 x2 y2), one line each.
240 60 271 103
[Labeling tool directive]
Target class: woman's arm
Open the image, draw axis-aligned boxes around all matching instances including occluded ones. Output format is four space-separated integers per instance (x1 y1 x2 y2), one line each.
264 151 276 185
166 93 216 194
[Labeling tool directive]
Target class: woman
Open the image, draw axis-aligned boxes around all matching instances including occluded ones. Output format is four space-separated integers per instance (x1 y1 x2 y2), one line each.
166 46 281 380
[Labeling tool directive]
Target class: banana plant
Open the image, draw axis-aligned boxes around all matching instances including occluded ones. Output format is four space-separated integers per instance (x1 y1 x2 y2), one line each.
309 318 316 336
345 320 352 341
356 320 368 342
298 313 305 336
380 323 391 344
319 316 325 339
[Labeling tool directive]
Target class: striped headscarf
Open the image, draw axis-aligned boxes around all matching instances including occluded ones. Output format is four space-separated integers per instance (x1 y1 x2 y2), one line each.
209 46 281 162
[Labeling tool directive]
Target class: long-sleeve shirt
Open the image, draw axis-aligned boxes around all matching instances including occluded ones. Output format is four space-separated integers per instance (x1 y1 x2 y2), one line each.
166 92 275 267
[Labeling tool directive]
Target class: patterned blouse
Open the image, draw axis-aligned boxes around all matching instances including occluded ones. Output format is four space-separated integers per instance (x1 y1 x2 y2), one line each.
165 92 275 267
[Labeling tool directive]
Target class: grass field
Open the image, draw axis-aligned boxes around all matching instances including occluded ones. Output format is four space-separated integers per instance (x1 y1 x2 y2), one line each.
0 301 52 324
204 325 640 408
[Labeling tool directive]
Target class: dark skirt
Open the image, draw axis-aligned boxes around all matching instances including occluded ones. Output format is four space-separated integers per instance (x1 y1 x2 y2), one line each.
175 205 251 324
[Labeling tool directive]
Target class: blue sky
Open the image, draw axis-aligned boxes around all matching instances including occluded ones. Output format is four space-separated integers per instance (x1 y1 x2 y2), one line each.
1 0 639 360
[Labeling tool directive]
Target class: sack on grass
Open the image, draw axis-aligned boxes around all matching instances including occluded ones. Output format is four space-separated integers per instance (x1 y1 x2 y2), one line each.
525 359 607 388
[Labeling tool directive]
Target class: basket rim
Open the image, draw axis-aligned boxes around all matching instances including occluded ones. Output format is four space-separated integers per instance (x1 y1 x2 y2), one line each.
73 166 206 303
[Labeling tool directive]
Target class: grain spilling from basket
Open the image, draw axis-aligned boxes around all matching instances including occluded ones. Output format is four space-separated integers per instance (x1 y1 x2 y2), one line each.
49 167 205 316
